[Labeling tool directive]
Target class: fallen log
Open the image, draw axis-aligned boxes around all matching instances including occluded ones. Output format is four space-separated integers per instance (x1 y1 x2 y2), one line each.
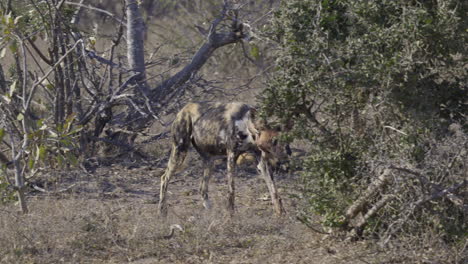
345 169 391 223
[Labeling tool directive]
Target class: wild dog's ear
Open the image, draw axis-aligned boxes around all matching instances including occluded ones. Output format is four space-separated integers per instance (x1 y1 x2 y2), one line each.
247 108 259 136
249 108 269 131
249 107 257 120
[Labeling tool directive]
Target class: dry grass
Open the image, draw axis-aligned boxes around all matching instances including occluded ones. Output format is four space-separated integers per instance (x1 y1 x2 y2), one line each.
0 149 461 263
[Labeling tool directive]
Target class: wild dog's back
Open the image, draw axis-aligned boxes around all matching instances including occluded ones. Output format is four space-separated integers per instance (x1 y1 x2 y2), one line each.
190 102 256 156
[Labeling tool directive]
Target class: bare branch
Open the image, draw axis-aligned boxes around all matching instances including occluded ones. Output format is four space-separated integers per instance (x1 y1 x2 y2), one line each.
64 1 126 25
151 3 247 102
26 39 83 111
351 195 395 237
390 166 468 213
382 179 468 245
344 169 391 226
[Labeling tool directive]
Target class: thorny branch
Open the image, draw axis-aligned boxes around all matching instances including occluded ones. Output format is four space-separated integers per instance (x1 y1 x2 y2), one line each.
381 179 467 246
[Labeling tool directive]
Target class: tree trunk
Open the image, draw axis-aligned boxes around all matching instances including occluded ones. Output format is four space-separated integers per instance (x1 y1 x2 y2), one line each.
123 2 247 132
125 0 149 95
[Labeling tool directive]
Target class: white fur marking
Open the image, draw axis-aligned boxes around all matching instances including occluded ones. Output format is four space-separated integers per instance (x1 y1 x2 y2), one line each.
235 115 255 144
218 129 226 144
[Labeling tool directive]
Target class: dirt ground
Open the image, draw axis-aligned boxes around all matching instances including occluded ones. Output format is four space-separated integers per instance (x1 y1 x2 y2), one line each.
0 149 423 264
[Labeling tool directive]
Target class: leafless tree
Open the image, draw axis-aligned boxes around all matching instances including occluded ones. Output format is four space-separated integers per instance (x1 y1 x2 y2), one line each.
0 0 263 212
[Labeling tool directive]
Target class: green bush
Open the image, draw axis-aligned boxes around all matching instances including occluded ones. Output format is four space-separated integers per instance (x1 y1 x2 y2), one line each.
261 0 467 249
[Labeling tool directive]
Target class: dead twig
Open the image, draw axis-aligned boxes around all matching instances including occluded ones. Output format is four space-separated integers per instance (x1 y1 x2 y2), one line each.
390 166 468 213
64 1 126 25
32 183 77 194
345 169 392 223
382 179 467 246
296 214 331 235
162 224 184 239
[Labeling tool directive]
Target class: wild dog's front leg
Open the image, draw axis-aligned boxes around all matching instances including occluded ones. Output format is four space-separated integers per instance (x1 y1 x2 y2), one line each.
226 151 236 214
200 159 214 210
258 152 285 216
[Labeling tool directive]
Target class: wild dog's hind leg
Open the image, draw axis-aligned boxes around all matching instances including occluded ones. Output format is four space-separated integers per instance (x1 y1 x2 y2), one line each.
199 158 214 210
159 110 192 217
158 143 188 217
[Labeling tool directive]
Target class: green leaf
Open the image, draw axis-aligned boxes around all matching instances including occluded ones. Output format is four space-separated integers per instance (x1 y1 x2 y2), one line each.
7 15 13 26
250 44 260 60
9 41 17 54
67 153 78 166
37 145 47 161
28 158 35 170
46 83 54 90
2 12 12 26
0 128 4 142
424 18 433 25
57 155 64 167
0 182 8 189
64 113 76 131
17 113 24 121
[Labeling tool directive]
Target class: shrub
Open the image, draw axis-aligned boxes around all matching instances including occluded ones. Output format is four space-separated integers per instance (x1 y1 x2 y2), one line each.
260 0 467 257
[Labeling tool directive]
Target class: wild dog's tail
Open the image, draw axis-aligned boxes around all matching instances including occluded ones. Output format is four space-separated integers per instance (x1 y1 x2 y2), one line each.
166 108 193 171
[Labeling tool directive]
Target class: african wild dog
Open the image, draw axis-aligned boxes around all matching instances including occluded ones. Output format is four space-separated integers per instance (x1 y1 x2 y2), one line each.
158 102 290 216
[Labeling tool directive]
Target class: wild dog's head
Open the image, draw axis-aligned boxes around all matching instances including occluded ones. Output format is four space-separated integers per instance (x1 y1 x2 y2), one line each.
247 109 292 169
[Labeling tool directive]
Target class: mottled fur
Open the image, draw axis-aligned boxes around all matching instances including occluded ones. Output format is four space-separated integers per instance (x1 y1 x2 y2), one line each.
158 102 287 216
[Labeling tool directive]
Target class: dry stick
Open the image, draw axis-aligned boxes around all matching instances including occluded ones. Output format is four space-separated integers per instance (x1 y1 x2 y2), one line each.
64 1 126 25
162 224 184 239
27 39 53 65
352 194 395 237
345 169 391 222
32 183 77 194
